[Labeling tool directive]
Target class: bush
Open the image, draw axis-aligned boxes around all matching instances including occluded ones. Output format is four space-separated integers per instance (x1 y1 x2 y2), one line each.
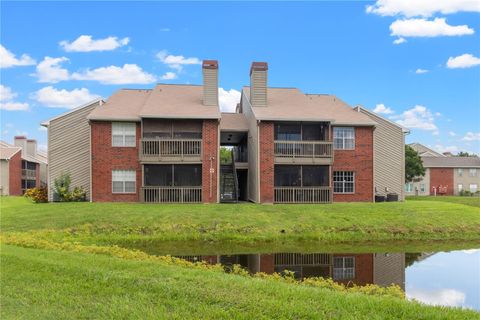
53 173 86 202
459 190 473 197
24 187 48 203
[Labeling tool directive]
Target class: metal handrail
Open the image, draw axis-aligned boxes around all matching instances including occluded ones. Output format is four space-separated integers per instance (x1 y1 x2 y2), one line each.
274 140 333 158
274 186 331 203
141 186 202 203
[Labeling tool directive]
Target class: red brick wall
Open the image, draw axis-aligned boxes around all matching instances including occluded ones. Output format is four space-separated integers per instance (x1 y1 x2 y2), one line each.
8 151 22 195
91 121 141 202
430 168 454 195
334 254 373 286
259 122 274 203
202 120 219 203
259 254 275 274
333 127 374 202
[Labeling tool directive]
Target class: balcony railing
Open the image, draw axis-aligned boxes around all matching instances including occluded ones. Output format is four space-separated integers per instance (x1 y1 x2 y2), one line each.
140 138 202 162
141 186 202 203
22 169 36 179
274 141 333 159
274 187 331 203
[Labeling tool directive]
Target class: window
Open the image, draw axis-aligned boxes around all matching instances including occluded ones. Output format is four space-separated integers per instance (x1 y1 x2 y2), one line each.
143 165 202 187
470 184 478 193
112 170 136 193
274 123 301 141
420 183 425 192
274 165 301 187
333 257 355 280
333 127 355 149
112 122 136 147
274 122 329 141
404 183 413 192
333 171 354 193
458 168 463 177
469 168 477 177
458 184 463 192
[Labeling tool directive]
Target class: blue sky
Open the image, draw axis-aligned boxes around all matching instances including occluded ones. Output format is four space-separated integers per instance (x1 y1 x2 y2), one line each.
1 1 479 154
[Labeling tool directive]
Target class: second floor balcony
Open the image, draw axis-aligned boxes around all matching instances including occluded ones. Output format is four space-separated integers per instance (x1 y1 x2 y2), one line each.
140 138 202 162
22 169 36 179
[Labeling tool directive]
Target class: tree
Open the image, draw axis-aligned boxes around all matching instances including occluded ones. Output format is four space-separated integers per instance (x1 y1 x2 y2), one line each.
405 145 425 183
456 151 478 157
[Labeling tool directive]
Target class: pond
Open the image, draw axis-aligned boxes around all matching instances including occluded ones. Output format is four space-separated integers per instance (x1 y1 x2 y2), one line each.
126 242 480 311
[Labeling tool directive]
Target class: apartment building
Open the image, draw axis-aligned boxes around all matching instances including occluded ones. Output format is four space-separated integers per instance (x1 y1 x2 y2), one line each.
43 61 407 203
406 143 480 196
0 137 47 195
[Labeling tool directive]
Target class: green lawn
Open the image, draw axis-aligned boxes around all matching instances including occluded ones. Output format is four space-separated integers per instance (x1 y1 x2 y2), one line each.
2 244 478 320
2 196 480 247
406 196 480 208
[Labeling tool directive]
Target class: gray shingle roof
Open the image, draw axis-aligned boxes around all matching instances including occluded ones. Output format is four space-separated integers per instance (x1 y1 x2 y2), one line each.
422 156 480 168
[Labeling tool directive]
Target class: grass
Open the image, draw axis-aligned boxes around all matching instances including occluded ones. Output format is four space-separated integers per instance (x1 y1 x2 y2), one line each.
2 196 480 248
406 196 480 208
2 244 478 320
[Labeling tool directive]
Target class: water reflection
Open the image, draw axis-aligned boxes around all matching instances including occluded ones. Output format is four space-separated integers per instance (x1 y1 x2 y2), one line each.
176 253 406 290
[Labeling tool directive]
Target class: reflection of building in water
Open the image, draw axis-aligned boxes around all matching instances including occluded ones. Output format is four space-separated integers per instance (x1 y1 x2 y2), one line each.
176 253 405 290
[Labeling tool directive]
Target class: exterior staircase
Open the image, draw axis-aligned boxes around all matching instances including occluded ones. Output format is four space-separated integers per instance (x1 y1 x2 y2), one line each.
220 150 239 203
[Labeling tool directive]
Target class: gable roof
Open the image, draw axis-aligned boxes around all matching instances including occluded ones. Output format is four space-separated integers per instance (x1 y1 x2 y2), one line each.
422 156 480 168
242 87 376 125
354 106 410 133
0 141 21 160
88 84 221 121
42 98 104 126
409 143 444 157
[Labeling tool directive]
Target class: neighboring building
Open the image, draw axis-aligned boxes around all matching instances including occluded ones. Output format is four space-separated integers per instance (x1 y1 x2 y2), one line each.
406 143 480 196
0 137 47 195
43 61 407 203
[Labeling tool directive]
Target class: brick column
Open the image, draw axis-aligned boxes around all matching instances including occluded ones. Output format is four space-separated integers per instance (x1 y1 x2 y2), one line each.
8 151 22 195
259 122 274 203
202 120 219 203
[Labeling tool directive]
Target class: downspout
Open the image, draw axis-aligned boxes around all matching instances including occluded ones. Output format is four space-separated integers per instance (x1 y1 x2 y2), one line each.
257 120 261 203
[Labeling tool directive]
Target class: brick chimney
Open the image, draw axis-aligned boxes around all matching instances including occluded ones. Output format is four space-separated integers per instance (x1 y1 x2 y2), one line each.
250 62 268 107
202 60 218 106
26 139 37 158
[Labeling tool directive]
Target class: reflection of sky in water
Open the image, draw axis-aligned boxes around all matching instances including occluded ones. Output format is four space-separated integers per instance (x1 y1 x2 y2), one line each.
406 249 480 310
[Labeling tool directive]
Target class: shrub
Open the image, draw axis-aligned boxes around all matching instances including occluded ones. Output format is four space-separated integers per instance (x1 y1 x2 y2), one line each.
24 187 48 203
53 173 86 202
459 190 473 197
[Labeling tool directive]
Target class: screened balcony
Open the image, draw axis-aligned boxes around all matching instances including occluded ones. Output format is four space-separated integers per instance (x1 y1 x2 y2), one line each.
274 122 333 164
140 119 202 162
274 165 331 203
141 164 202 203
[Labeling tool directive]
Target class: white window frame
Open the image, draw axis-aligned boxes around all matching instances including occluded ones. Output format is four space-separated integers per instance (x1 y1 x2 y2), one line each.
333 256 355 280
458 168 463 177
469 168 477 177
458 184 463 192
405 183 413 193
112 122 136 147
470 184 478 193
333 127 355 150
333 171 355 194
420 183 425 193
112 170 136 194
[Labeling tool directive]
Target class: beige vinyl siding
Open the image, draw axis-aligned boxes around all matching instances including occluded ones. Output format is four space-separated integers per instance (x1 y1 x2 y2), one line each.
404 168 430 196
47 101 101 201
373 253 405 290
453 167 480 195
241 91 259 203
359 108 406 200
0 160 9 195
249 70 267 107
202 68 218 106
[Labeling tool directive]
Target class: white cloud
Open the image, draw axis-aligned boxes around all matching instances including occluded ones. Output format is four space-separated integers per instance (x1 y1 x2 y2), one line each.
395 105 437 131
156 50 201 71
461 249 480 254
219 88 241 112
0 85 17 101
446 54 480 69
35 56 70 83
393 37 407 44
0 85 29 111
0 102 29 111
38 126 47 132
160 28 170 32
390 18 474 38
448 131 456 137
71 64 157 84
33 86 100 109
0 44 36 68
366 0 480 17
60 35 130 52
373 103 394 114
462 132 480 141
432 144 461 154
160 72 177 80
407 288 465 307
415 68 429 74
